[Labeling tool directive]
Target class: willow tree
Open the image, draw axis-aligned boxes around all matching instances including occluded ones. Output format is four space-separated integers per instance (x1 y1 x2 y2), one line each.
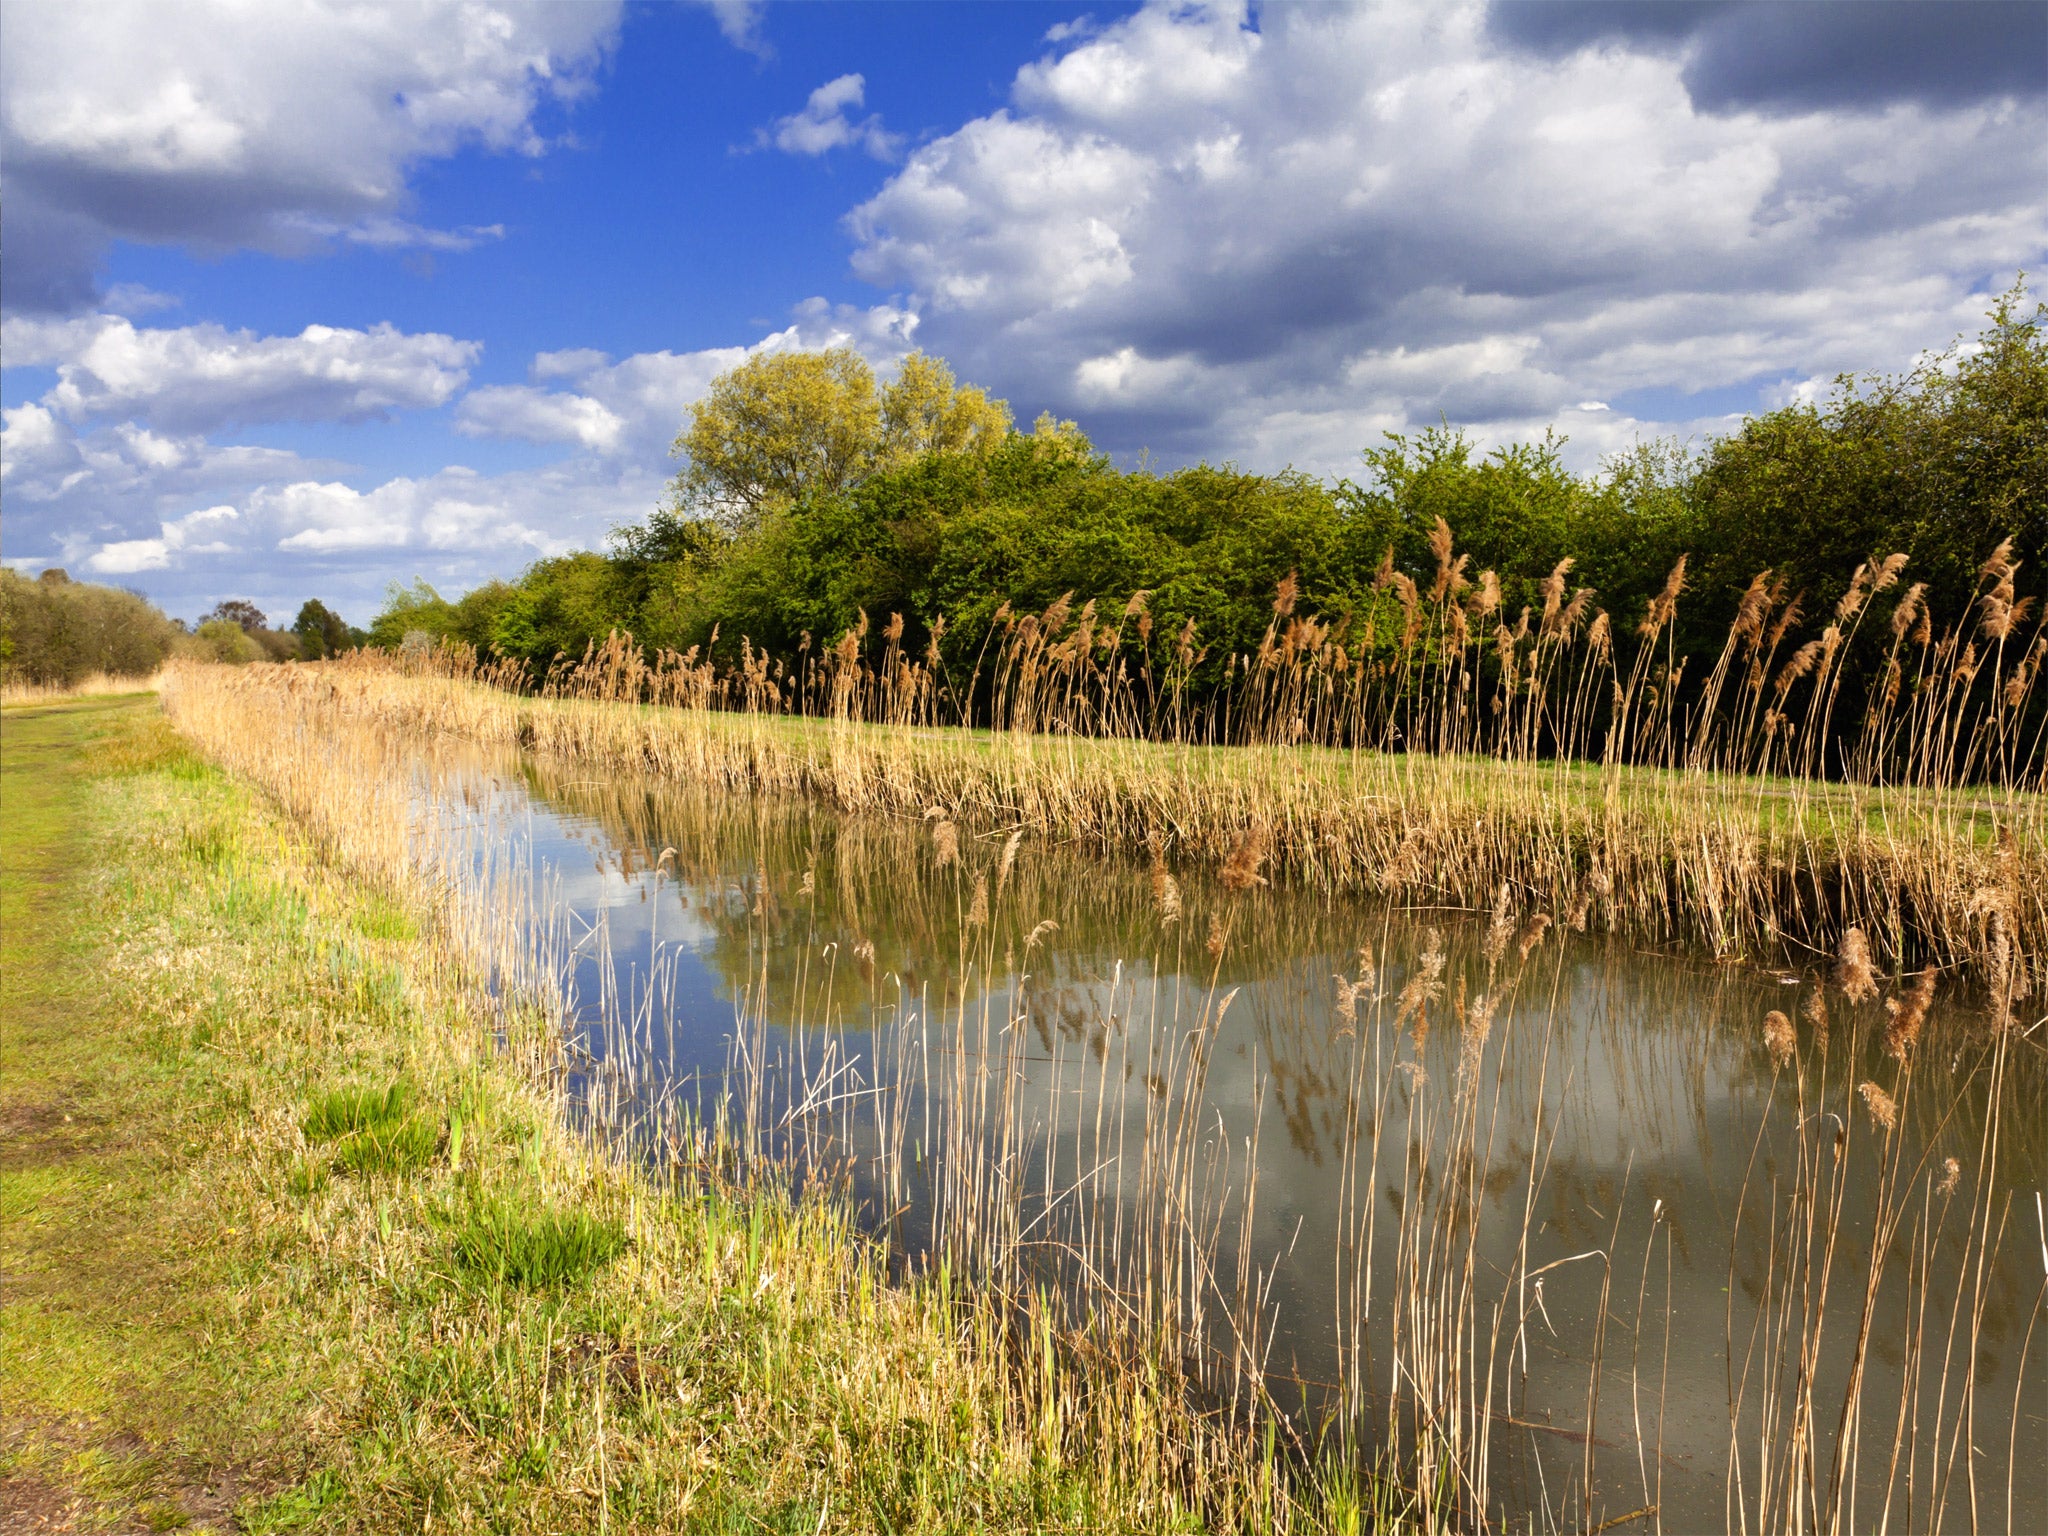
672 348 1011 530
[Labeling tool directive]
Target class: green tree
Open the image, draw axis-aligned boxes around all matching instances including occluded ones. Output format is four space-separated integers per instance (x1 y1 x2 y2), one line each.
673 348 1011 530
0 569 180 684
483 555 626 664
367 580 459 650
187 618 262 665
292 600 353 660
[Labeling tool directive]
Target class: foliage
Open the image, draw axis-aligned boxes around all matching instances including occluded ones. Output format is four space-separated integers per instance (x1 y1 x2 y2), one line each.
291 599 357 660
674 346 1012 530
0 567 181 685
376 293 2042 719
182 618 264 665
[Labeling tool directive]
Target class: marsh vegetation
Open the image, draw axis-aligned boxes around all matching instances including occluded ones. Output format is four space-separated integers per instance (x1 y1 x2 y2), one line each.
155 575 2044 1530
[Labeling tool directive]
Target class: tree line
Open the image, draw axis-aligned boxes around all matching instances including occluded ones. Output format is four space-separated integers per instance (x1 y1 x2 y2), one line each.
369 283 2042 726
1 574 368 688
12 283 2035 715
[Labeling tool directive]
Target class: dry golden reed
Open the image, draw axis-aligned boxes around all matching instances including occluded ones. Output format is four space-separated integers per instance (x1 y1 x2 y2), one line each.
1762 1009 1797 1071
1857 1079 1898 1133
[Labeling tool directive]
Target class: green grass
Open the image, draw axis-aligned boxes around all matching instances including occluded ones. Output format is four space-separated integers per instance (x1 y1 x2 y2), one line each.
448 1195 627 1288
2 692 1303 1531
300 1081 441 1176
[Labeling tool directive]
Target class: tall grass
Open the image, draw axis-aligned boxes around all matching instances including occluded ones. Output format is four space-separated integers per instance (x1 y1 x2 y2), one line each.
157 661 2041 1531
245 532 2040 983
1 668 162 706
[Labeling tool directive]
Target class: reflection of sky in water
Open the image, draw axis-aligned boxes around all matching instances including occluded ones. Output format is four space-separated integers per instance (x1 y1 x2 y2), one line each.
418 746 2046 1534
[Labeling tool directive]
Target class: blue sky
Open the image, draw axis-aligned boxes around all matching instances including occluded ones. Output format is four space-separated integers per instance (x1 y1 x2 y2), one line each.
3 0 2043 625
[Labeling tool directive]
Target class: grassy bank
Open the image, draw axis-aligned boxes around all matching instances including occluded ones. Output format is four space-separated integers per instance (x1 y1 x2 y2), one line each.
245 656 2040 979
1 693 1316 1531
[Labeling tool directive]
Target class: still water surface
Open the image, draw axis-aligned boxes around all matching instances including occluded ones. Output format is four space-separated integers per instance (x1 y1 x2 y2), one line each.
425 744 2045 1533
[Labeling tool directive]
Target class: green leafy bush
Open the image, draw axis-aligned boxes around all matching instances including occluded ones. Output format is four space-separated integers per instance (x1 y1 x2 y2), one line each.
0 568 180 686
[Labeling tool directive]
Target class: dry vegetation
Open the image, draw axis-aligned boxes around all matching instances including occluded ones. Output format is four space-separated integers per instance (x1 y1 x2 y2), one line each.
152 638 2044 1531
269 532 2039 986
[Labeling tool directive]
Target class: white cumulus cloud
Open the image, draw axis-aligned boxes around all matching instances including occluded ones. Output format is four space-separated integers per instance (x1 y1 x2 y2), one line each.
764 74 901 160
0 0 624 313
846 0 2048 473
2 313 479 434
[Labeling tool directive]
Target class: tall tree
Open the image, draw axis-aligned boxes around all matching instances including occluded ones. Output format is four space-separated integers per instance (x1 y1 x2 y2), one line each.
292 599 352 660
673 348 1011 531
205 599 267 634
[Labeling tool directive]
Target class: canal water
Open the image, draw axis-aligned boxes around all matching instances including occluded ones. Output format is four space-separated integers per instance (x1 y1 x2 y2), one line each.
423 742 2045 1534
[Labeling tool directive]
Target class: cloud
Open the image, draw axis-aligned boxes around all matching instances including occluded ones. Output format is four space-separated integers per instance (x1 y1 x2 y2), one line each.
3 300 919 623
455 385 627 454
23 442 611 618
699 0 771 59
1 313 478 434
844 0 2047 474
85 504 241 575
454 299 919 460
1486 1 2048 115
0 0 623 314
763 74 901 160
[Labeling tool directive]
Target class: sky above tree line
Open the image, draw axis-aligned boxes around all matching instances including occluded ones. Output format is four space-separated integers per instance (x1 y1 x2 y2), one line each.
2 0 2043 624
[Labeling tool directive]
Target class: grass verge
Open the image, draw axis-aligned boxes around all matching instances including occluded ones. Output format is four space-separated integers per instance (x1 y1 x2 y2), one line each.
2 693 1299 1532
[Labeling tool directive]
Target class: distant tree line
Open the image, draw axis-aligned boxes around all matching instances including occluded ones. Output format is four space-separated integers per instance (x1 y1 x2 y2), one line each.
1 573 368 687
368 285 2043 728
0 568 182 686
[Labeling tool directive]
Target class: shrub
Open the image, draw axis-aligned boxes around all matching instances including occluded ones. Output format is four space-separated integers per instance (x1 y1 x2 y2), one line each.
0 568 179 686
179 619 263 665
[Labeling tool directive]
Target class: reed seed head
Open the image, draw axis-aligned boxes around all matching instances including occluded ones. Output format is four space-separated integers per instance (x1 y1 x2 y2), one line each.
1763 1009 1797 1071
1333 975 1358 1029
1396 930 1445 1034
996 827 1025 898
1218 829 1269 895
1857 1080 1897 1134
932 819 960 868
966 873 989 928
1154 870 1182 926
1564 888 1592 932
1980 536 2015 583
1937 1156 1962 1196
1801 985 1830 1046
1834 927 1879 1004
1484 884 1515 965
1883 967 1934 1062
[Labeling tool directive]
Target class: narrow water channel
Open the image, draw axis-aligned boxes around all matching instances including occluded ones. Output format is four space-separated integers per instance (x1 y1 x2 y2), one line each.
422 741 2045 1534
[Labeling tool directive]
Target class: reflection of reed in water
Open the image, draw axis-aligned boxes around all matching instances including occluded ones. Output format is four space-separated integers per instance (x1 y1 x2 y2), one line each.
164 663 2045 1534
520 745 2048 1533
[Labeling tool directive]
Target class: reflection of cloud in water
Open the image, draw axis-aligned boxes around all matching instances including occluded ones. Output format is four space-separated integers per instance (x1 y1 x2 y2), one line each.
413 741 2045 1534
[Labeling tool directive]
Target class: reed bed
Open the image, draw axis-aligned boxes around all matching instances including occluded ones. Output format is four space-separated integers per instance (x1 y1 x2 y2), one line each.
158 662 2043 1532
157 660 1317 1527
274 532 2040 982
0 668 161 706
